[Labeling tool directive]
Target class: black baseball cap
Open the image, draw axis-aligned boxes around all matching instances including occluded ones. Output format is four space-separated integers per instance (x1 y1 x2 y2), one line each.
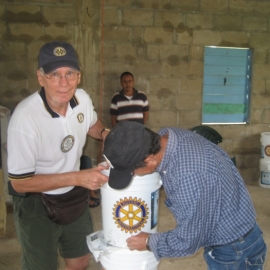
38 41 80 74
104 121 151 189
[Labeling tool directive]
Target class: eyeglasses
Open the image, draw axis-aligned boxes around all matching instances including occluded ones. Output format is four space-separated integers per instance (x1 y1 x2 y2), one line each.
43 70 79 82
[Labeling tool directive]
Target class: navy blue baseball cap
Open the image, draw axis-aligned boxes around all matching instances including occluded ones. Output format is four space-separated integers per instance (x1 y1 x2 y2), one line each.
38 41 80 74
104 121 151 189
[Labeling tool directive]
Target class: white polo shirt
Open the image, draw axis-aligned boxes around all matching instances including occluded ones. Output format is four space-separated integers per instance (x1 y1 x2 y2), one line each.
7 88 97 194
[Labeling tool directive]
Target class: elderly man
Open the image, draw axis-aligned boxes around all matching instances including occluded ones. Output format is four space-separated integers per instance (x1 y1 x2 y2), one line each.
7 41 110 270
104 121 267 270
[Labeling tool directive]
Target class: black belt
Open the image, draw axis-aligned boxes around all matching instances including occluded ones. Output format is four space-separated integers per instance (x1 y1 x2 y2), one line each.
237 225 255 244
211 225 255 248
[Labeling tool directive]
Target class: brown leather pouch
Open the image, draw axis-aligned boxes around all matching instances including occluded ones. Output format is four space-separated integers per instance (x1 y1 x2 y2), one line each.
41 186 89 225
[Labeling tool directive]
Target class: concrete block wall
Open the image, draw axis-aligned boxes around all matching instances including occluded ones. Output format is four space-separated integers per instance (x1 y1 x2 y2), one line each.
0 1 76 110
101 0 270 184
1 0 270 183
0 0 104 165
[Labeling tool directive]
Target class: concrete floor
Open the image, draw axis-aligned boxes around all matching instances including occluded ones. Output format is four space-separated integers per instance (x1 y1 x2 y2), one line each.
0 184 269 270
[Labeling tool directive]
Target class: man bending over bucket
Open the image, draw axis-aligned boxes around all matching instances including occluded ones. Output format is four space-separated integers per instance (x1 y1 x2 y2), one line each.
103 121 267 270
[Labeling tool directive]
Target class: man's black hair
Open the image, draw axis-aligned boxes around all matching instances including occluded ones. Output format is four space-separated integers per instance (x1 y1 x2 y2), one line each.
134 128 161 169
120 71 134 80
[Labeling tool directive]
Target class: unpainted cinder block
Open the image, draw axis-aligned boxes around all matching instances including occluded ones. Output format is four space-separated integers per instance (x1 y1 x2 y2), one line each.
229 0 256 15
0 41 26 60
42 7 74 23
190 46 204 61
214 14 242 31
171 0 200 11
9 23 43 40
249 124 270 136
155 11 184 29
266 80 270 94
180 78 202 94
0 23 7 39
104 44 116 60
250 109 264 124
186 61 203 77
123 9 153 26
146 44 160 61
174 93 201 110
104 9 120 26
160 62 175 77
186 14 213 29
262 110 270 124
132 26 143 41
173 61 189 77
160 44 188 62
135 76 149 93
27 41 49 60
252 78 266 94
150 77 180 93
201 0 228 12
7 5 40 14
144 27 173 44
133 0 170 9
254 2 270 16
178 109 201 127
250 33 270 50
104 26 131 42
44 24 69 40
115 44 137 59
252 49 268 65
28 0 70 3
0 5 5 21
233 138 260 155
176 31 193 45
27 78 41 93
148 110 178 127
243 17 268 32
105 0 131 7
252 93 270 109
252 63 270 79
147 93 176 111
193 30 222 45
221 31 249 47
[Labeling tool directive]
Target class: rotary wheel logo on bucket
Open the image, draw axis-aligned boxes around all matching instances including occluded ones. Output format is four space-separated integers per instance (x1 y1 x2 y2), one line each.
265 145 270 156
113 196 149 233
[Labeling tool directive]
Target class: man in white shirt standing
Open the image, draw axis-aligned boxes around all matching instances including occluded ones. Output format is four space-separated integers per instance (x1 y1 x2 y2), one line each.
7 41 110 270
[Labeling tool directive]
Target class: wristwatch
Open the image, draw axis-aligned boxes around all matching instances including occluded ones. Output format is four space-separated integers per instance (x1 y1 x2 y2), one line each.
101 128 110 135
145 235 151 251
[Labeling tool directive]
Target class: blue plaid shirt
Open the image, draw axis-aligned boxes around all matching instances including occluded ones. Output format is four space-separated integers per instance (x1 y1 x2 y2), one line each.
149 127 256 260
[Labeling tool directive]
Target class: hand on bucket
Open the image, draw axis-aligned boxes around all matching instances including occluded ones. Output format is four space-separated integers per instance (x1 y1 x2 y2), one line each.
126 232 150 251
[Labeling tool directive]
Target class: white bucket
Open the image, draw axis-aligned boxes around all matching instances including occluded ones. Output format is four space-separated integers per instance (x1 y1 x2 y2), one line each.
100 163 162 248
260 132 270 160
100 249 159 270
259 159 270 188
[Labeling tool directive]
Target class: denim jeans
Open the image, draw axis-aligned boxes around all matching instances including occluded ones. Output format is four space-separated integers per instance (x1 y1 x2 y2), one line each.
204 223 267 270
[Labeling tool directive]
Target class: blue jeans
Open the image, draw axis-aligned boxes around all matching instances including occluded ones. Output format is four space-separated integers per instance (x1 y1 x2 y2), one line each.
204 223 267 270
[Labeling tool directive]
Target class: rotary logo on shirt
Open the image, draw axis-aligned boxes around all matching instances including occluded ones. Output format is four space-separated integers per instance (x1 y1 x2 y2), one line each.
77 113 84 123
61 135 75 152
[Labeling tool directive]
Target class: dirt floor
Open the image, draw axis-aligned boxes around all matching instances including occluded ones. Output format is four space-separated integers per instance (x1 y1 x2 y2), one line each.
0 185 269 270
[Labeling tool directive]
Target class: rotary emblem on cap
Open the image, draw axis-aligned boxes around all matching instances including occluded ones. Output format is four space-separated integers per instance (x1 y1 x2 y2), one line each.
53 46 66 57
